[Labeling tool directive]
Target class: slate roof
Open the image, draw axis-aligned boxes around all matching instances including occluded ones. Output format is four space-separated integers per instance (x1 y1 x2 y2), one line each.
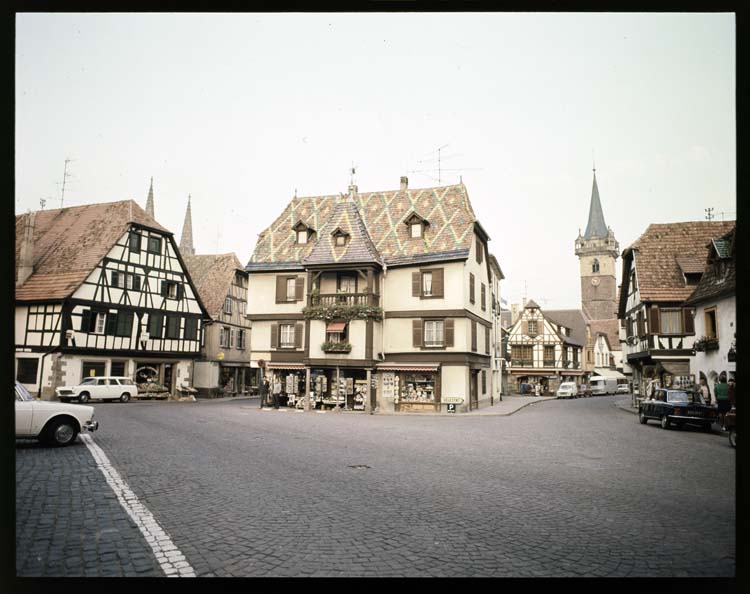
624 221 735 302
303 198 383 266
545 309 588 347
247 183 478 269
183 253 246 319
685 226 735 305
583 172 608 239
15 200 169 302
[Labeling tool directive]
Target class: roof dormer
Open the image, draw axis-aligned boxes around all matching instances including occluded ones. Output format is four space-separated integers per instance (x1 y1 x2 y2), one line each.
403 211 429 239
293 219 314 245
331 227 350 247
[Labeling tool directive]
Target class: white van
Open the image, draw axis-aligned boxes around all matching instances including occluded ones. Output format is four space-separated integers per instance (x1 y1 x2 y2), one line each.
590 377 618 395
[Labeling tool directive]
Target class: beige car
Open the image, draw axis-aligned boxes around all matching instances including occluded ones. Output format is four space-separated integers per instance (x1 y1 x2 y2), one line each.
56 376 137 403
16 381 98 446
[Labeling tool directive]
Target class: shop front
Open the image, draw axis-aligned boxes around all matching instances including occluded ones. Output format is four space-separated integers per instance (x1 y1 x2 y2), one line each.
376 363 441 412
219 363 252 395
266 363 371 410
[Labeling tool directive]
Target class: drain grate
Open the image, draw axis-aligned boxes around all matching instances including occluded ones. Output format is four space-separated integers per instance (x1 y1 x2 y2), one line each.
348 464 371 469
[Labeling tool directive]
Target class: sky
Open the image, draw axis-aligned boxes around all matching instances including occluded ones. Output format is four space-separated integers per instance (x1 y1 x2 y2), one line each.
15 12 736 310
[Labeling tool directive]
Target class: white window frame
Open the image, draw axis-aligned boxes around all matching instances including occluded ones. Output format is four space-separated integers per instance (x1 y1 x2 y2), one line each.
94 312 106 335
410 223 422 238
224 297 233 315
237 329 246 350
297 230 308 244
422 271 433 296
280 324 295 348
219 326 229 348
286 278 296 301
527 320 537 335
424 320 444 347
168 283 178 299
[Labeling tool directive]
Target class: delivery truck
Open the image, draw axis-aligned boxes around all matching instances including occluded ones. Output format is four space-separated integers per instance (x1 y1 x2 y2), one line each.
590 376 618 395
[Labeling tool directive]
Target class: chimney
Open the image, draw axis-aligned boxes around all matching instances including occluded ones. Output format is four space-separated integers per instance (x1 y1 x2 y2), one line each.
17 211 36 287
400 176 408 191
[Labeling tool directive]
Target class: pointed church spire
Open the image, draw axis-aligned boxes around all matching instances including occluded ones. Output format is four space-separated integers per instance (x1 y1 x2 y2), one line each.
179 194 195 256
145 177 155 218
583 169 608 239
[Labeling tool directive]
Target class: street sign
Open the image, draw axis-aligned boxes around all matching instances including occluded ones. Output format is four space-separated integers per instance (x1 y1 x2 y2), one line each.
447 403 456 413
443 396 464 404
217 352 225 360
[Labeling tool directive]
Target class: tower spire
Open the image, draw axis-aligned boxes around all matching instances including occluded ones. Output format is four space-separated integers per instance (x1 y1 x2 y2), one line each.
145 177 155 218
180 194 195 256
583 169 607 239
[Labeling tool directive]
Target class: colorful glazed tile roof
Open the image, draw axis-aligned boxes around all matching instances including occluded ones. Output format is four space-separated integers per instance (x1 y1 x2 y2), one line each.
625 221 735 302
15 200 169 302
247 183 478 269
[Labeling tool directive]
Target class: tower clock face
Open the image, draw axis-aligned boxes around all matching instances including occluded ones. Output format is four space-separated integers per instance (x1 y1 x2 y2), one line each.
591 277 600 286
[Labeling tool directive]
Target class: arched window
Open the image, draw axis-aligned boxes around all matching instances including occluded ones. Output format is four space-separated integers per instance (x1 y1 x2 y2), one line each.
592 259 600 273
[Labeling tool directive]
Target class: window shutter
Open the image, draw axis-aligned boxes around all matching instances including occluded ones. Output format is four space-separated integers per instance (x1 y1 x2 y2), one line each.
276 276 285 303
683 308 695 335
412 272 421 297
481 284 486 310
81 309 91 333
476 237 483 264
111 271 119 287
470 274 475 303
134 275 141 291
649 306 660 334
105 313 117 336
270 324 278 349
522 320 529 336
445 319 454 347
471 320 477 351
161 280 167 297
432 269 444 298
485 326 490 354
177 284 184 300
294 323 303 348
412 319 423 347
295 277 304 301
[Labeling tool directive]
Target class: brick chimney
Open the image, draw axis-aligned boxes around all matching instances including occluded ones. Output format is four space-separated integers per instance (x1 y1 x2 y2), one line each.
17 211 36 287
400 176 408 191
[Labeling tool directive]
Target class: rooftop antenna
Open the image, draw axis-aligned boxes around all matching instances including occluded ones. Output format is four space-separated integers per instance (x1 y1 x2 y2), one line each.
39 198 47 210
349 162 356 186
59 158 74 208
408 144 482 185
705 207 714 221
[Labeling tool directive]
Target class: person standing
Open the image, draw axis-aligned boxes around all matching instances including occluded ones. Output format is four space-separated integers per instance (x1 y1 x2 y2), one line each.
259 377 269 409
699 377 711 404
272 376 281 409
714 376 730 429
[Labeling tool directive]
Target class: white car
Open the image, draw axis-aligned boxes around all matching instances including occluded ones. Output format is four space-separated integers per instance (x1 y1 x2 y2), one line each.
616 384 630 394
56 376 137 403
16 381 98 446
556 382 578 399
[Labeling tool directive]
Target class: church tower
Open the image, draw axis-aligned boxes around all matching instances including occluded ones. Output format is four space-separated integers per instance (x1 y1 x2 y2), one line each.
179 194 195 256
575 169 619 320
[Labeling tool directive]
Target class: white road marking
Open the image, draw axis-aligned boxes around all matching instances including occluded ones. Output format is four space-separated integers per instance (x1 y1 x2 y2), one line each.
80 434 196 577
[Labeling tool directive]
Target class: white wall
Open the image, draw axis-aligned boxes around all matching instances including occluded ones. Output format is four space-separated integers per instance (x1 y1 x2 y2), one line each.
691 295 736 390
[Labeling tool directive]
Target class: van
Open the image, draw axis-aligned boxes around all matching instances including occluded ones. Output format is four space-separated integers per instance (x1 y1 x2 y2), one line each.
556 382 577 399
590 377 618 395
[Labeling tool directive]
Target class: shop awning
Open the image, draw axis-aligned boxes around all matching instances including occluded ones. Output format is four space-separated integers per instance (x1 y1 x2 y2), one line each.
326 321 347 333
376 363 439 372
266 363 306 370
593 368 626 380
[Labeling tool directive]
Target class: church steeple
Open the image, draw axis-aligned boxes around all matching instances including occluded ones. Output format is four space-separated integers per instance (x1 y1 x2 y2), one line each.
145 177 155 218
583 169 608 239
179 195 195 256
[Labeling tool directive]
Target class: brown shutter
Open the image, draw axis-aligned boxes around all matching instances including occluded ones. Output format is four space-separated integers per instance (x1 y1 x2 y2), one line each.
485 326 490 354
522 320 529 336
412 272 421 297
649 306 660 334
481 284 486 310
270 324 278 349
412 319 423 347
294 323 303 348
275 276 285 303
683 308 695 335
445 319 454 347
432 268 444 297
295 276 304 301
471 320 477 351
469 273 475 303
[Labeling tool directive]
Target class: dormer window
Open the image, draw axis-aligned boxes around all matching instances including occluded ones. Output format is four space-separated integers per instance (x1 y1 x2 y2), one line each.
331 228 349 247
293 220 314 245
403 211 429 239
297 230 308 244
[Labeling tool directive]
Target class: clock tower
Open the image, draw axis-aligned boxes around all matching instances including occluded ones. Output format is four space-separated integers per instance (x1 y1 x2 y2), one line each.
575 169 619 320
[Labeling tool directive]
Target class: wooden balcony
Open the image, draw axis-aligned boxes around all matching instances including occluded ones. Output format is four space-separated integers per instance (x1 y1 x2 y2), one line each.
311 292 379 307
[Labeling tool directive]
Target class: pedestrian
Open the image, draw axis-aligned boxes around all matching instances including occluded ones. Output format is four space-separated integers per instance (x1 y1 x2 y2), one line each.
534 383 540 397
714 376 730 429
728 377 736 408
259 377 269 409
272 376 281 409
698 377 711 404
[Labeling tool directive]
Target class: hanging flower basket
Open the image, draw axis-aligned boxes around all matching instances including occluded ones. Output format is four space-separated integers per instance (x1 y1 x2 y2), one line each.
303 304 384 322
321 341 352 353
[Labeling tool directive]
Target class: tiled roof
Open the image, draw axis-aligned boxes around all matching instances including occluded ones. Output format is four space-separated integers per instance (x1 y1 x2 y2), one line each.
675 256 706 275
15 200 169 301
626 221 735 303
183 253 245 319
248 183 478 269
588 318 620 352
524 299 541 309
545 309 588 347
686 226 735 305
303 199 383 266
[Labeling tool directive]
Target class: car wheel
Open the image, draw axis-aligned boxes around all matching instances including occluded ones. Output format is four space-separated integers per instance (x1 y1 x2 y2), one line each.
120 392 131 403
639 410 648 424
729 430 736 448
78 392 90 404
43 417 79 447
660 415 671 429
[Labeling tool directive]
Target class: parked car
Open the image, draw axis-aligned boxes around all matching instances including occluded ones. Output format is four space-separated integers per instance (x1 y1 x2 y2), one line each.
725 406 736 448
56 376 137 403
638 388 716 431
16 381 98 446
616 384 630 394
578 384 592 397
556 382 577 399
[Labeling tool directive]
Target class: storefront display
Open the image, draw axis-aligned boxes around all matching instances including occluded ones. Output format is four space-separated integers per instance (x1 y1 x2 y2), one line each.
392 371 439 412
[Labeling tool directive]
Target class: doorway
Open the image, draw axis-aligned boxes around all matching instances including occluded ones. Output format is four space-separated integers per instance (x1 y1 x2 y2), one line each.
470 371 478 410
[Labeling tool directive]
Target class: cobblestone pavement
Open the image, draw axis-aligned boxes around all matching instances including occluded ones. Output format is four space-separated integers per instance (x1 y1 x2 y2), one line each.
16 395 736 577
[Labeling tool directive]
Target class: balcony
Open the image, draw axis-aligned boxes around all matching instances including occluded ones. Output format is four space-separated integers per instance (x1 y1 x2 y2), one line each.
304 293 384 322
311 292 379 307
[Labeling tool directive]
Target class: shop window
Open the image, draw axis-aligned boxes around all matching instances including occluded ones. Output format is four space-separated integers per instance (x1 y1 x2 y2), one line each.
110 361 127 376
16 358 38 384
399 373 436 403
423 320 444 347
82 361 106 378
280 324 295 348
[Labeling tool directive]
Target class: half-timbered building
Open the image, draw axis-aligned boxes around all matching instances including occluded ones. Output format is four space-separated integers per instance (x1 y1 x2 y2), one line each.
14 200 211 398
246 177 503 413
618 220 735 399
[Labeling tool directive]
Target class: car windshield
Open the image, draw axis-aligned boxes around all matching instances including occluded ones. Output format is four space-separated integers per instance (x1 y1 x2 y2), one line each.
666 391 697 404
15 382 35 402
79 378 97 386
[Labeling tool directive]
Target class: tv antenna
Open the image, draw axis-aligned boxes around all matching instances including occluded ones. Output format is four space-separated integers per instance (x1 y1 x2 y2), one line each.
58 158 75 208
704 207 714 221
349 162 356 186
408 144 482 185
40 198 48 210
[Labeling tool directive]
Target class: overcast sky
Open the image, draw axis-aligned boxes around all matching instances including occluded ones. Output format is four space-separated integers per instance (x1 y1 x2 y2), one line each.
15 12 736 310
